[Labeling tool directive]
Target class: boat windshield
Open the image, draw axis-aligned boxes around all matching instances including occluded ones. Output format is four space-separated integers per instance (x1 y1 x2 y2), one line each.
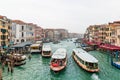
86 62 98 69
43 51 51 54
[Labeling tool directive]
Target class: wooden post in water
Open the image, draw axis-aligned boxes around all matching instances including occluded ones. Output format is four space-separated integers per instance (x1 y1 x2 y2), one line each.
107 50 110 62
0 69 2 80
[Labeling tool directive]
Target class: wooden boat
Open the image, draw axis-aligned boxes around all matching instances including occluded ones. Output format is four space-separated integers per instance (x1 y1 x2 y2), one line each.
72 48 99 72
14 60 26 66
7 54 27 66
42 45 52 57
50 48 67 72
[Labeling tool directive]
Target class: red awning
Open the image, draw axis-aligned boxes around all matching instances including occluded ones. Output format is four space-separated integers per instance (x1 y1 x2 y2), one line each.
99 44 120 50
86 41 98 46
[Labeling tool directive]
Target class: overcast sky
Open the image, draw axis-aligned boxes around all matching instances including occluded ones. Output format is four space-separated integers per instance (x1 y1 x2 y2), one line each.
0 0 120 33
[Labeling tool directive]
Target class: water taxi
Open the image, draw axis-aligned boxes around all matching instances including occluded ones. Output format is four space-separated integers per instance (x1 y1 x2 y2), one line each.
72 48 99 72
42 45 52 57
30 43 41 53
50 48 67 72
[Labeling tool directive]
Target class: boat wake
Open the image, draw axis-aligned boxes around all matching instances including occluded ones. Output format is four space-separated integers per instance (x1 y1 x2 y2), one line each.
91 73 100 80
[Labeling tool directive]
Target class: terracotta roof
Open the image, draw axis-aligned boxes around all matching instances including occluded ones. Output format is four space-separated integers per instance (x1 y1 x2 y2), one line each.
114 21 120 23
27 23 34 25
12 20 26 24
0 15 4 19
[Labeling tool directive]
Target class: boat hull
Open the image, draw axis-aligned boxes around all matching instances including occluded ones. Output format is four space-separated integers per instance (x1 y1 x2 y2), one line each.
111 61 120 69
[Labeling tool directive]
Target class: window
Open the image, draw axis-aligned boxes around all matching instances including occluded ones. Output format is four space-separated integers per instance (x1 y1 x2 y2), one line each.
2 22 5 27
8 26 11 29
1 29 6 34
1 35 6 40
22 32 24 37
17 39 19 42
22 26 24 30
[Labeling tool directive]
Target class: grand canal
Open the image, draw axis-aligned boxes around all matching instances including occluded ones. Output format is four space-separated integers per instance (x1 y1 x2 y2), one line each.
1 39 120 80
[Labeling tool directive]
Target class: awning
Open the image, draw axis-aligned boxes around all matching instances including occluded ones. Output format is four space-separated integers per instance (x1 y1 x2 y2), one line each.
99 44 120 50
12 41 32 48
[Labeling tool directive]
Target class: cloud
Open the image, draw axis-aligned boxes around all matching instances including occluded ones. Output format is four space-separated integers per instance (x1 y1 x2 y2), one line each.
0 0 120 33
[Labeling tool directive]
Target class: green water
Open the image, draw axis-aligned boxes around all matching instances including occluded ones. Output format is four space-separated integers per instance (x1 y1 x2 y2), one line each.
1 40 120 80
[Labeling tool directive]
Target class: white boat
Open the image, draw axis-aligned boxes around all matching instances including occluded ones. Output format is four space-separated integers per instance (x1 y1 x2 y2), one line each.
42 45 52 57
72 48 99 72
50 48 67 72
30 44 41 53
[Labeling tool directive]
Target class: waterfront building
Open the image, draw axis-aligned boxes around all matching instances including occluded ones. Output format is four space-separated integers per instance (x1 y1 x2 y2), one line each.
0 15 11 48
108 21 120 46
44 29 69 42
44 29 54 42
56 29 69 40
34 25 44 41
84 21 120 46
12 20 26 44
85 24 107 42
26 23 34 42
12 20 34 44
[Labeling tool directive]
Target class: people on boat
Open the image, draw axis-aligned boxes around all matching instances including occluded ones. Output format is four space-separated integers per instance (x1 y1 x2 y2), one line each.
51 59 64 67
59 60 63 66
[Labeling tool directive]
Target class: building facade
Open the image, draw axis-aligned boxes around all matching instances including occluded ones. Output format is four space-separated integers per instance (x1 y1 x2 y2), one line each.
0 15 11 48
12 20 34 44
84 21 120 46
34 25 43 41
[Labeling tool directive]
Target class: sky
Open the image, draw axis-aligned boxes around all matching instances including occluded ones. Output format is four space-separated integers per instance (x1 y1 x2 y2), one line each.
0 0 120 33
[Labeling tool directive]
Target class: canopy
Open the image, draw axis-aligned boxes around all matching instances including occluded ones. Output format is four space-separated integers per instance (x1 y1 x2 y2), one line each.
86 41 96 46
52 48 67 59
73 48 98 63
30 44 40 47
42 45 51 51
99 44 120 50
12 41 32 48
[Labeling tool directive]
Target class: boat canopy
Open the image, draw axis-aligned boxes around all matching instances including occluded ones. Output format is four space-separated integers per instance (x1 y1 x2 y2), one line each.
99 44 120 50
12 41 32 48
73 48 98 63
30 44 40 47
52 48 67 59
42 45 51 51
35 41 42 44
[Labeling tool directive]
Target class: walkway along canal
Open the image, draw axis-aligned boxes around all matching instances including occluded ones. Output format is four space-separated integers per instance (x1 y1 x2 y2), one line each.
1 39 120 80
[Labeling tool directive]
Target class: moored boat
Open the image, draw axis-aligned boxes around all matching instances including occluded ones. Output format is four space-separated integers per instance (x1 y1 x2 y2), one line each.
7 53 27 66
72 48 99 72
111 51 120 69
30 43 41 53
42 45 52 57
50 48 67 72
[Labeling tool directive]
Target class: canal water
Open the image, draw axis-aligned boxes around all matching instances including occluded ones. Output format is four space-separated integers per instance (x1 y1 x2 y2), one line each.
1 39 120 80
